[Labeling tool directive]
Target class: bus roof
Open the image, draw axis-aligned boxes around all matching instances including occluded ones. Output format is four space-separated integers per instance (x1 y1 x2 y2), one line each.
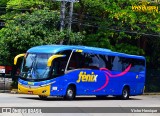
27 45 145 60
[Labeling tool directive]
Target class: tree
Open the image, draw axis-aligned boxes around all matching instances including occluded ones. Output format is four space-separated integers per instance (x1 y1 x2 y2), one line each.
6 0 45 9
74 0 160 56
0 0 9 6
0 0 160 69
0 9 84 65
0 0 160 91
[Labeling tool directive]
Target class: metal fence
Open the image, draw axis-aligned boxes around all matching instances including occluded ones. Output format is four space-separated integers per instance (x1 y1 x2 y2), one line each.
0 74 12 92
145 69 160 92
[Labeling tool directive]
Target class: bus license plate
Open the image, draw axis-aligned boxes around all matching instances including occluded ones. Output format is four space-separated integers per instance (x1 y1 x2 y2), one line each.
28 91 33 94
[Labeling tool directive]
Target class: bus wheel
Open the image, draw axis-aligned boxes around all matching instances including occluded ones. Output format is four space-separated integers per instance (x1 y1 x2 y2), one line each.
121 87 130 100
38 95 47 100
65 86 76 100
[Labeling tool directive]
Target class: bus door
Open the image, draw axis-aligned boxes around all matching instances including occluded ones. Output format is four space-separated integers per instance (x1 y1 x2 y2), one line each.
48 50 72 95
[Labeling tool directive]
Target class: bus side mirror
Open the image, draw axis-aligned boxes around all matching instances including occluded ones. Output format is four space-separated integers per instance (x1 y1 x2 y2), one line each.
47 55 66 67
14 54 25 65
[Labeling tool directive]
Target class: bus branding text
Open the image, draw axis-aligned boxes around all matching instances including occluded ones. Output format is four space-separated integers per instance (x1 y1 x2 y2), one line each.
76 72 98 83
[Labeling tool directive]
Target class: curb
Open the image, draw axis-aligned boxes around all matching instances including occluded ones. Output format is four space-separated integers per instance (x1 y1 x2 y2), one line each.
10 89 18 94
8 89 160 95
2 87 160 95
0 90 10 93
143 93 160 95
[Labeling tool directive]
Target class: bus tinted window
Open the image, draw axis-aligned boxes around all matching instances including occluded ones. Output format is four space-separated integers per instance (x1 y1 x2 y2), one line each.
68 52 101 70
129 58 145 72
98 55 107 68
121 57 145 72
51 50 72 77
67 52 81 70
87 54 99 69
68 52 145 73
111 56 122 71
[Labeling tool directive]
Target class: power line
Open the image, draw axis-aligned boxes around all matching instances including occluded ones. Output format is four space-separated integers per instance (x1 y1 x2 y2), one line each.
0 6 159 37
0 6 31 11
72 13 159 28
72 22 160 37
0 6 158 28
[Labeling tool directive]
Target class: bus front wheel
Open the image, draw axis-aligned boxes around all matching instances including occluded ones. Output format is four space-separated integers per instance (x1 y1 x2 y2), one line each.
121 87 130 100
64 86 76 100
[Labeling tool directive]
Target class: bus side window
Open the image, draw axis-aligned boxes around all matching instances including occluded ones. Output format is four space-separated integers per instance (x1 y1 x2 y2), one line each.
67 52 86 70
87 54 99 69
67 52 78 70
122 58 130 71
111 56 122 71
129 59 145 72
98 55 106 68
50 50 72 76
99 55 112 70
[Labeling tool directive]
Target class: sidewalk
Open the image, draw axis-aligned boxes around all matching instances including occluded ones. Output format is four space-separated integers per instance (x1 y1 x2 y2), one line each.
0 90 11 93
143 92 160 95
1 89 160 95
0 89 18 93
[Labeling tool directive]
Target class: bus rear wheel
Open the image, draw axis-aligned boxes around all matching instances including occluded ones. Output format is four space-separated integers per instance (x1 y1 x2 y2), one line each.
121 87 130 100
64 86 76 100
38 95 47 100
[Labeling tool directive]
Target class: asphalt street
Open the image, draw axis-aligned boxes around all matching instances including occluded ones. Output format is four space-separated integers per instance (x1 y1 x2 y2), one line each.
0 93 160 116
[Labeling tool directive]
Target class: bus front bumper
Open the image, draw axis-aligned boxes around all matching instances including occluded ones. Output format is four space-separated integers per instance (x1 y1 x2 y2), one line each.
18 84 50 96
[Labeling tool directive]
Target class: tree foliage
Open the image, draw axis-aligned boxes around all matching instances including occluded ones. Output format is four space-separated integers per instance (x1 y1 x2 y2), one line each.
0 8 84 65
0 0 160 92
74 0 160 69
0 0 160 70
6 0 45 9
0 0 9 6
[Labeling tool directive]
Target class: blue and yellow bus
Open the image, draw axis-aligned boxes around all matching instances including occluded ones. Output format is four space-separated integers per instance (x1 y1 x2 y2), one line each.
14 45 146 100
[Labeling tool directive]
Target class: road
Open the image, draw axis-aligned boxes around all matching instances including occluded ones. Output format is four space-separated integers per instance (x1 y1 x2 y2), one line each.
0 93 160 116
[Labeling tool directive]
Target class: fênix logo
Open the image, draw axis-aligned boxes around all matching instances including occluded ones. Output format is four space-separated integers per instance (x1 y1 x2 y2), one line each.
76 72 98 83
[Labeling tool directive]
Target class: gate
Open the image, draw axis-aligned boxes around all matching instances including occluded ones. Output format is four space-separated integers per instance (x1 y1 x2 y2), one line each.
0 66 12 92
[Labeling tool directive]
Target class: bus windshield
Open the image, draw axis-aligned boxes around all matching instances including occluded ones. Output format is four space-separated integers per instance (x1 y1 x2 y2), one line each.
20 53 52 80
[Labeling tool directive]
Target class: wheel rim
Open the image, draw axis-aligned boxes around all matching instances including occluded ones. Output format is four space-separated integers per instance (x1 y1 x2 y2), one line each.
67 89 73 97
123 89 128 98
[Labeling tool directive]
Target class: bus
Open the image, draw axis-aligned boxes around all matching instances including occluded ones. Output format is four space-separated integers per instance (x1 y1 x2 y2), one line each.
14 45 146 100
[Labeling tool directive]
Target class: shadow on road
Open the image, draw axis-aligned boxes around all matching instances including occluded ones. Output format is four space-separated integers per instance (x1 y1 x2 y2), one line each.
18 96 142 101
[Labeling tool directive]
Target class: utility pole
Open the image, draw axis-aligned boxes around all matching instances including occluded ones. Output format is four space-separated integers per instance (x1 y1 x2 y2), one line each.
53 0 78 44
60 1 66 31
68 2 73 32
